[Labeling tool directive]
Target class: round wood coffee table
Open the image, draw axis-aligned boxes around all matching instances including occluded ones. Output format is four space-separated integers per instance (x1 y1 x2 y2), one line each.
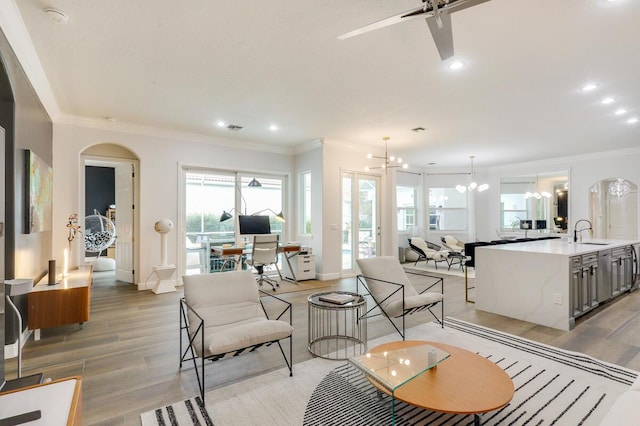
367 340 514 425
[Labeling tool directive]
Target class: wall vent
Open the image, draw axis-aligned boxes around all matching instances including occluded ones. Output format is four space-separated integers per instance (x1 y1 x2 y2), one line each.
227 124 243 131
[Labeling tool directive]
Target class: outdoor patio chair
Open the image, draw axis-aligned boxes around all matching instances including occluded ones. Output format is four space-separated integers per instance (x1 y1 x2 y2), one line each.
180 270 293 404
356 256 444 340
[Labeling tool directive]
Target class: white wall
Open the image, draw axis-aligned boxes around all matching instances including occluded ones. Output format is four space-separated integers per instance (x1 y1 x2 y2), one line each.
293 143 323 272
52 123 294 289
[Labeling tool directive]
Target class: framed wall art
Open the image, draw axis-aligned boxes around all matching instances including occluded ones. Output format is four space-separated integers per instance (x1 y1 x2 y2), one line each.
24 149 53 233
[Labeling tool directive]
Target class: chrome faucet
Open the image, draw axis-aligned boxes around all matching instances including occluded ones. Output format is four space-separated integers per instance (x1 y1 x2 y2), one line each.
573 219 593 243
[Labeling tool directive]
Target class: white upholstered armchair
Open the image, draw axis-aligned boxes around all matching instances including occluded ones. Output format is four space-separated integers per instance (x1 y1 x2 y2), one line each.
356 256 444 340
179 270 293 404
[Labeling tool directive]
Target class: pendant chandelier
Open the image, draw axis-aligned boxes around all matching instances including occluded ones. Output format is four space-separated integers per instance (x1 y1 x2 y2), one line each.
525 174 551 200
456 156 489 193
365 136 408 172
607 178 631 198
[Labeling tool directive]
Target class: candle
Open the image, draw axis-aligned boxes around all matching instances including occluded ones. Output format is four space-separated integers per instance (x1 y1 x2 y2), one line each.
63 248 69 277
48 259 56 285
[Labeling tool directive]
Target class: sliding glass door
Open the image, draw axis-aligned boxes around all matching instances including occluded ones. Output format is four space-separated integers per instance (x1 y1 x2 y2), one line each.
181 168 286 276
342 172 380 274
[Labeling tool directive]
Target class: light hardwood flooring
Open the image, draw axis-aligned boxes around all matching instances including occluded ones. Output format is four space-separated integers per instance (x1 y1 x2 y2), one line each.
4 269 640 425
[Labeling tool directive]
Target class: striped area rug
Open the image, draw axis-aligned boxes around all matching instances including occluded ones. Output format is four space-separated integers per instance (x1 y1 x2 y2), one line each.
141 318 637 425
303 317 637 425
141 396 214 426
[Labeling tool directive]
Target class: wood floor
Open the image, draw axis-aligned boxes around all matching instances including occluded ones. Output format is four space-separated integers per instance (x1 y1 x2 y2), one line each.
5 269 640 425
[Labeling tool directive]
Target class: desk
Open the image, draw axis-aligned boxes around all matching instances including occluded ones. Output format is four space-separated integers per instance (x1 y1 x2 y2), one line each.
211 244 302 283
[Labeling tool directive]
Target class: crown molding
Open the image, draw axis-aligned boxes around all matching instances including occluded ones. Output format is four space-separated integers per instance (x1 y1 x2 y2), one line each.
57 113 301 156
0 1 62 121
490 145 640 174
291 139 323 155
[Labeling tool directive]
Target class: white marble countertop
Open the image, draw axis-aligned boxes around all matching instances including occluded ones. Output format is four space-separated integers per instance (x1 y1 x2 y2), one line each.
479 238 639 256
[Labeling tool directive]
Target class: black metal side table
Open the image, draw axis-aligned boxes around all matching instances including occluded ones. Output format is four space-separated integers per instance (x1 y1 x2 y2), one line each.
308 291 367 360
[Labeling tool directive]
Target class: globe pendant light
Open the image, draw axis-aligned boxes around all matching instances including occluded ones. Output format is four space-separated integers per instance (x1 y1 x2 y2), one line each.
457 156 489 193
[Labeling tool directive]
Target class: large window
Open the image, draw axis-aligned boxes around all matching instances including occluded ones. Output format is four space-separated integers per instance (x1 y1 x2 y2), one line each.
185 171 285 245
185 172 236 244
240 176 284 238
500 193 528 229
428 187 467 231
396 186 416 231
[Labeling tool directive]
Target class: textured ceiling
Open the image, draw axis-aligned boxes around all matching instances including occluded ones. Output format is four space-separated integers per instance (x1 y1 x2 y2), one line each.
10 0 640 167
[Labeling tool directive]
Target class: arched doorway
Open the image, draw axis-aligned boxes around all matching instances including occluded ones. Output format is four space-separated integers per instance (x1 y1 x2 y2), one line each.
589 178 638 240
81 144 140 284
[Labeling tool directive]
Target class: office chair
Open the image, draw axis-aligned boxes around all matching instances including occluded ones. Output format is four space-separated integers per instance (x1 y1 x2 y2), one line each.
248 234 281 291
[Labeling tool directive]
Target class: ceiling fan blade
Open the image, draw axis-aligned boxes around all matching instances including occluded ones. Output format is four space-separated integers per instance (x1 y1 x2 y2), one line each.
337 5 433 40
425 11 454 60
445 0 491 14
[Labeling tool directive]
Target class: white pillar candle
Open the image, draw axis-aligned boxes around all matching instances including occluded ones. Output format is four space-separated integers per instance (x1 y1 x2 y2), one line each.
63 248 69 277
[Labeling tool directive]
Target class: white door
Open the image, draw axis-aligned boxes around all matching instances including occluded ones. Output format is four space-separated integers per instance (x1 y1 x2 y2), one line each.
115 163 135 282
341 172 380 275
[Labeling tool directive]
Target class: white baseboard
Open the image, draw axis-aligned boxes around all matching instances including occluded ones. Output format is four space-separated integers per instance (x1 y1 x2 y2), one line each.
315 272 341 281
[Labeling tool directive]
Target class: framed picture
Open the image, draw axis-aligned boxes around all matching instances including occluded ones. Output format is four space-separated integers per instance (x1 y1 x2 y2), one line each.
24 149 53 233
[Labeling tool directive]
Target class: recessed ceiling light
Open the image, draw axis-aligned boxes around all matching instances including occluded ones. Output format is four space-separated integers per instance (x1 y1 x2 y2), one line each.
216 120 226 127
614 108 627 115
581 83 598 92
45 8 68 24
601 97 615 104
626 117 638 124
448 61 465 70
269 124 278 131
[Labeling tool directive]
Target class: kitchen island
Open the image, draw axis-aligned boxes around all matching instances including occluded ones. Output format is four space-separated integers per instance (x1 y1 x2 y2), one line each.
475 239 638 330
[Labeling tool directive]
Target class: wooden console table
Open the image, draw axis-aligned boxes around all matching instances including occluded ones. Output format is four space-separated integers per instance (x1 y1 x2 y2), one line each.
28 266 93 340
0 376 82 425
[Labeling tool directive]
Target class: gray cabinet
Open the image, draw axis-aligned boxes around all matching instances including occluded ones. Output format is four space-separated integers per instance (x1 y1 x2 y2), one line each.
571 245 634 320
611 246 633 295
570 253 599 317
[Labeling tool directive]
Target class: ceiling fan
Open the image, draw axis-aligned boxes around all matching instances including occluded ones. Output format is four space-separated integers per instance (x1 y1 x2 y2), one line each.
338 0 491 60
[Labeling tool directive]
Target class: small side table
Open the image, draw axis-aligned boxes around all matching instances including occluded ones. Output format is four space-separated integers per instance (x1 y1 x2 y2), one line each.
308 291 367 360
150 265 177 294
